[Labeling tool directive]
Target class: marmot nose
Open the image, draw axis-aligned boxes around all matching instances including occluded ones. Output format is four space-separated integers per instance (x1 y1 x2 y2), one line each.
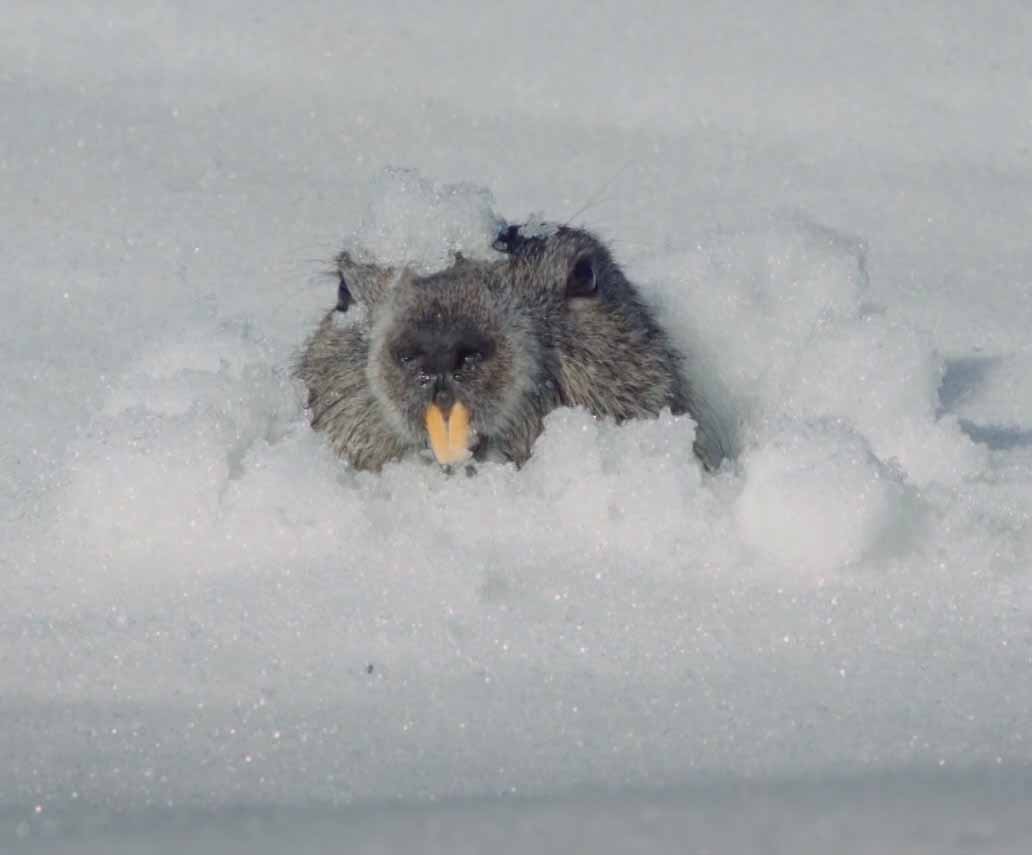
421 345 466 378
417 330 494 378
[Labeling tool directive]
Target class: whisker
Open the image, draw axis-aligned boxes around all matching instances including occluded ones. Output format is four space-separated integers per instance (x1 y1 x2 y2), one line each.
561 158 637 229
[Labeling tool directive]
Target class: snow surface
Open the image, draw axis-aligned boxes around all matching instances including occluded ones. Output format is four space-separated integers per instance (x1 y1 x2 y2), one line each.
3 1 1032 851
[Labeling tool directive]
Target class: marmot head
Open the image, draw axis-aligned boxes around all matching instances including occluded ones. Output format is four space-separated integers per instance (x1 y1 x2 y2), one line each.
366 257 552 466
297 225 717 471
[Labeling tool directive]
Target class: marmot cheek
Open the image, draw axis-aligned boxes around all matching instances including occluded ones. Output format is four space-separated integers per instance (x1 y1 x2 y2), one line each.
425 401 474 466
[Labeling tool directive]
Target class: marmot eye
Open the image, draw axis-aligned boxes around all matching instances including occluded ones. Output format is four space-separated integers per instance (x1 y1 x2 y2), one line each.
396 349 419 367
565 255 597 299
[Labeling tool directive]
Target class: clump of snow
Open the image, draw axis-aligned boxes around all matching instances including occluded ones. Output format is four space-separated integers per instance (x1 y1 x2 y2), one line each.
735 419 905 572
348 168 505 274
514 215 559 240
772 315 988 485
642 215 988 487
645 216 868 409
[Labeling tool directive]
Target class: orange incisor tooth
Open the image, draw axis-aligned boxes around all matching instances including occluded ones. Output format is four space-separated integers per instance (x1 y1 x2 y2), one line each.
425 402 473 465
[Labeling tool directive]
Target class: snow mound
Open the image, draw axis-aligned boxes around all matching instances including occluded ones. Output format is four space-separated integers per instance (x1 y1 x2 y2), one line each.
641 215 988 486
48 321 301 586
348 168 504 274
735 420 905 572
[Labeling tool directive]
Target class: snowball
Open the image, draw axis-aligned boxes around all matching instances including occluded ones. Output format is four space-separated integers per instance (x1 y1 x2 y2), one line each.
735 420 906 572
516 215 559 240
348 167 505 274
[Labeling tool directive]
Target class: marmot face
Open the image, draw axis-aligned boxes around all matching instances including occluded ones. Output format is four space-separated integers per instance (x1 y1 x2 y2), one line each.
297 225 721 472
366 261 553 466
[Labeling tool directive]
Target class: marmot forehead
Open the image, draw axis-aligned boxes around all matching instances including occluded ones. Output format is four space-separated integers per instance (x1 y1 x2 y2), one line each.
384 260 514 329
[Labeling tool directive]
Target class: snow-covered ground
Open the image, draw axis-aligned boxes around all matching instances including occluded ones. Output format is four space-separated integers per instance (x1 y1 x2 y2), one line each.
3 2 1032 851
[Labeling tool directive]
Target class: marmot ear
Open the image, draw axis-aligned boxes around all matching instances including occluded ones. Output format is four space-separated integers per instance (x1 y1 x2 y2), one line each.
492 224 525 254
335 273 352 312
565 253 598 298
335 250 395 308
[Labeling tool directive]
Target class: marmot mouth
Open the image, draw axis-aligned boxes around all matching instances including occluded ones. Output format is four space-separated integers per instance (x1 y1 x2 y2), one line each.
425 401 475 466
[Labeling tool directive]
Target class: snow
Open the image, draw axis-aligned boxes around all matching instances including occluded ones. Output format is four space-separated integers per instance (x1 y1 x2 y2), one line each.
4 1 1032 852
735 420 906 572
349 168 503 273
